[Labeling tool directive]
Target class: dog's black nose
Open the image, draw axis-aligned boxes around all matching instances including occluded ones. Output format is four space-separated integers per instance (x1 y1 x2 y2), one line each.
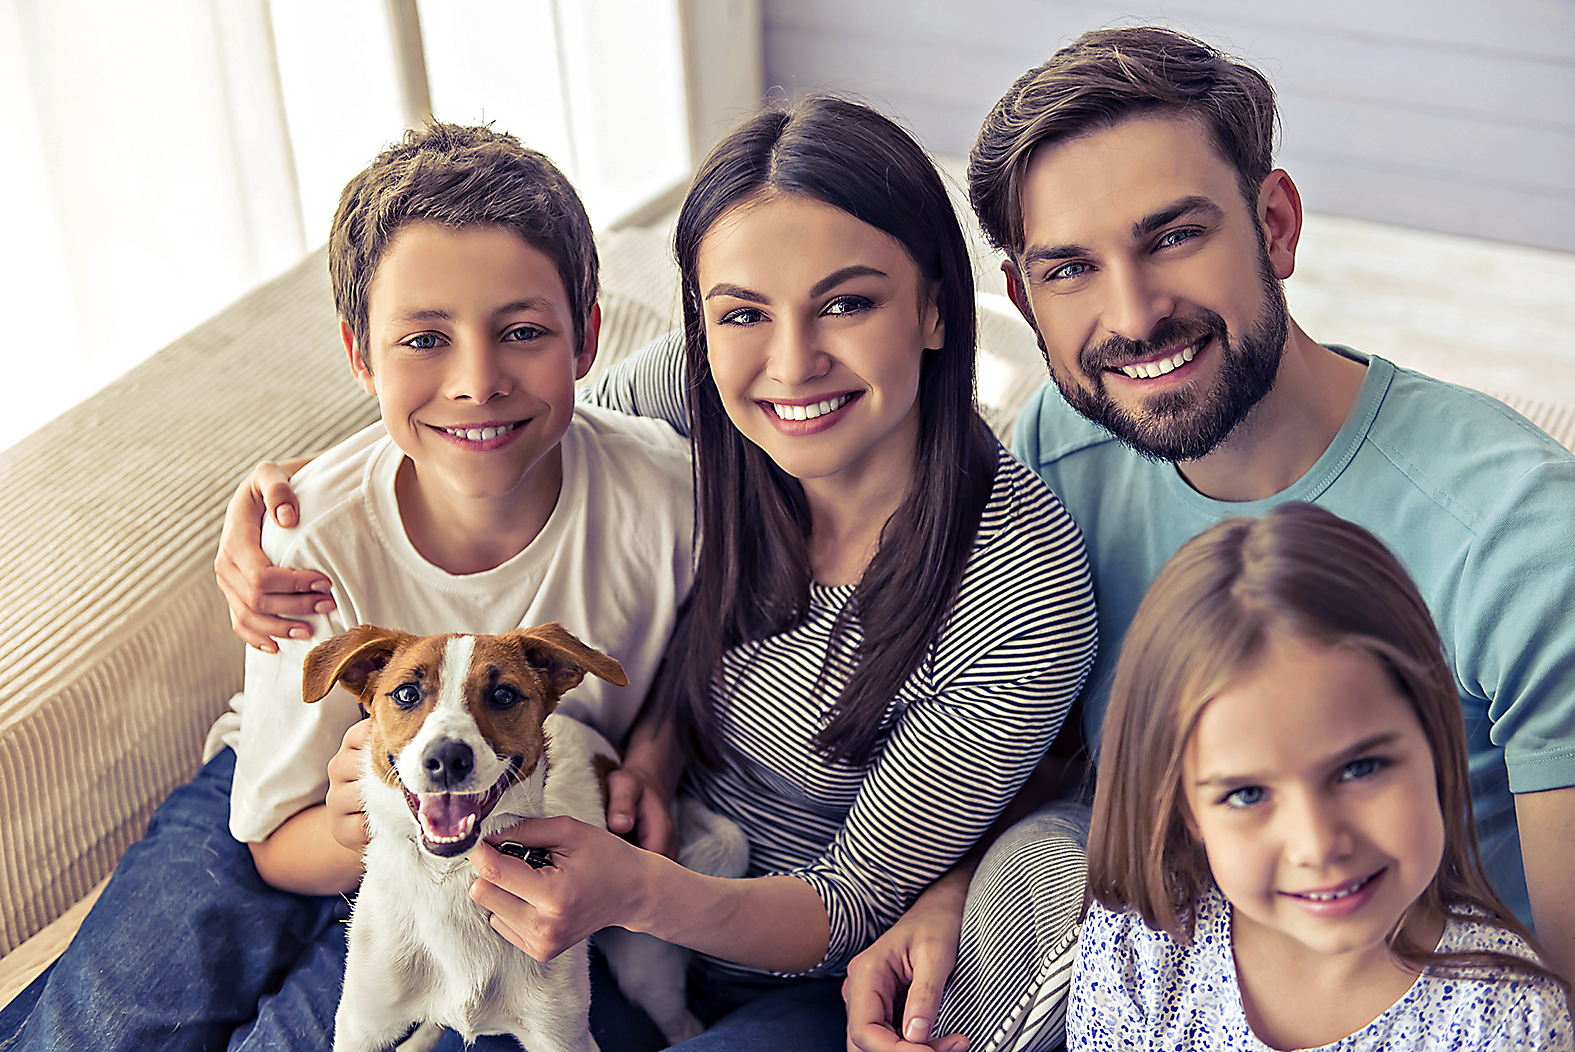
423 740 474 788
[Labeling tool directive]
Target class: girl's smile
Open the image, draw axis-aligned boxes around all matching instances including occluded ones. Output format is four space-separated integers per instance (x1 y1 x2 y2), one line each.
1182 630 1446 973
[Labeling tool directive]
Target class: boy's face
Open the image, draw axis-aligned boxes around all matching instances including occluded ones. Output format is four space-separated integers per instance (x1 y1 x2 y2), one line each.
347 222 596 506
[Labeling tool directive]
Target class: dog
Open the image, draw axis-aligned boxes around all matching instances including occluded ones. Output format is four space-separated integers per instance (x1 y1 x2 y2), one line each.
301 622 747 1052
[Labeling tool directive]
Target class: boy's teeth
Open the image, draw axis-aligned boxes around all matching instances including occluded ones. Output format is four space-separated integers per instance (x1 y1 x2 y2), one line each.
770 393 852 420
1118 339 1201 379
442 422 518 441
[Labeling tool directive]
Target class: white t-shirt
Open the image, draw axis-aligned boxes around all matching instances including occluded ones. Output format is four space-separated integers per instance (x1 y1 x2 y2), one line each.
223 403 694 843
1068 886 1574 1050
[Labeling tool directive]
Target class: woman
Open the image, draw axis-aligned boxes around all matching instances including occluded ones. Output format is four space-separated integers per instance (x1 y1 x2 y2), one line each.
219 96 1097 1049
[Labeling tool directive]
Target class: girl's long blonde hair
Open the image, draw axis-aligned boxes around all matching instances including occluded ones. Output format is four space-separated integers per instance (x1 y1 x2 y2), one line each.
1088 502 1564 991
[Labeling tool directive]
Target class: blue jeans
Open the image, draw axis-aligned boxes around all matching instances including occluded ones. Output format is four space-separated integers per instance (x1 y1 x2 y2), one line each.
0 748 845 1051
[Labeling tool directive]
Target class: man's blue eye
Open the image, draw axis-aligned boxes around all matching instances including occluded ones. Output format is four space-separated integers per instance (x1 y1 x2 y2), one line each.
1048 261 1090 281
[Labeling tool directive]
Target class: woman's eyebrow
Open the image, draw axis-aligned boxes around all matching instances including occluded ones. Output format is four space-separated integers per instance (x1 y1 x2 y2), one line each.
704 282 767 303
809 265 888 297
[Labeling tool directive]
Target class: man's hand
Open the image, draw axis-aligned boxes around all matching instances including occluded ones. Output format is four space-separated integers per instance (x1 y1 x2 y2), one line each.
843 867 973 1052
214 455 332 651
605 766 678 859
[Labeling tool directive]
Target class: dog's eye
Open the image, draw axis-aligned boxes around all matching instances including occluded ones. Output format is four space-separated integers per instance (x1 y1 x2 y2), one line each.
489 686 521 709
389 684 422 709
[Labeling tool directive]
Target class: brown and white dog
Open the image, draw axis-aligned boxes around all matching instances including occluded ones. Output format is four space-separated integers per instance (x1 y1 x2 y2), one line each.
302 622 746 1052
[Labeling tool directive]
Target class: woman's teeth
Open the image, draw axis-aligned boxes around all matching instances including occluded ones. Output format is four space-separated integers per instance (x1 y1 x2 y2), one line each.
769 394 853 420
1118 339 1202 379
439 422 521 441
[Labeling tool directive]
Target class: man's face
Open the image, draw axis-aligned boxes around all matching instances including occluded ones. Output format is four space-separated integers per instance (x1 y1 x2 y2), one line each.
1008 115 1289 462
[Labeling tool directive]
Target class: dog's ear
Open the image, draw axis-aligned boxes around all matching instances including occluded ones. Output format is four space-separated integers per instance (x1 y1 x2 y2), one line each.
301 624 415 705
507 623 629 704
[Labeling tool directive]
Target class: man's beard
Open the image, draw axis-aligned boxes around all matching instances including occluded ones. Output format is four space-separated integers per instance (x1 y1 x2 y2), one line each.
1049 259 1289 463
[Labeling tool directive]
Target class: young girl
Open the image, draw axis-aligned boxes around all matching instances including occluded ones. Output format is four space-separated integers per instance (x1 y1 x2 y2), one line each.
218 96 1099 1049
1070 502 1571 1051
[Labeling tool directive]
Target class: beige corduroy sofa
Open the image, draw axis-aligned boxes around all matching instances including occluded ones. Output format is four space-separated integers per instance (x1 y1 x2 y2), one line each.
2 213 1573 1012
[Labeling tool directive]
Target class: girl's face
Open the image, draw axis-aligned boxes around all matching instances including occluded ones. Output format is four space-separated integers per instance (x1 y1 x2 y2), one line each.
695 193 943 488
1181 630 1445 970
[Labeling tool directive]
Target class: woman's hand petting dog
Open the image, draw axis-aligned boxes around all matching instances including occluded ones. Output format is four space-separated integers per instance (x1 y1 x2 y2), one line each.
469 818 659 962
843 869 972 1052
214 454 331 652
326 720 372 855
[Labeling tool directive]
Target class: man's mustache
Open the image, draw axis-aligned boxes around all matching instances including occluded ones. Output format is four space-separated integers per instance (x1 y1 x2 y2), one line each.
1080 311 1229 376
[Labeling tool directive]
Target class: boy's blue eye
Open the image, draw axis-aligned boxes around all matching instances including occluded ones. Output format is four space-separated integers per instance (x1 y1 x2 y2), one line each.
1222 785 1264 809
404 333 443 351
503 325 542 343
1341 756 1389 781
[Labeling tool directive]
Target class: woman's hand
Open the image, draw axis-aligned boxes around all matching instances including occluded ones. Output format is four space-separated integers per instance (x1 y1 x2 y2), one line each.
843 868 973 1052
214 455 333 651
325 720 371 855
469 817 655 962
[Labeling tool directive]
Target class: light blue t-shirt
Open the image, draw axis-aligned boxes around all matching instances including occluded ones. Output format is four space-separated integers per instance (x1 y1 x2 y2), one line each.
1013 350 1575 925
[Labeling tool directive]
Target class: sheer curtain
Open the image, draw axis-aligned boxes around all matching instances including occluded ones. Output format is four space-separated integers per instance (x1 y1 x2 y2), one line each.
0 0 753 453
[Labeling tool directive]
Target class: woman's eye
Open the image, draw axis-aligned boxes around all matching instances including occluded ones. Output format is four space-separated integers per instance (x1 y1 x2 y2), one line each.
503 325 543 343
390 684 422 708
823 295 873 317
1341 757 1388 781
718 306 766 326
1222 785 1265 809
403 332 443 351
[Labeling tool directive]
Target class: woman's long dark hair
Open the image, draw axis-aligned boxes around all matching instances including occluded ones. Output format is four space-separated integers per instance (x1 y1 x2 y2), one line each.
654 96 998 769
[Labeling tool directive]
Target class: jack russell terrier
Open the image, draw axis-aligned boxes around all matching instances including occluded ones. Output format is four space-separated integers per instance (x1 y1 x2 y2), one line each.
301 622 747 1052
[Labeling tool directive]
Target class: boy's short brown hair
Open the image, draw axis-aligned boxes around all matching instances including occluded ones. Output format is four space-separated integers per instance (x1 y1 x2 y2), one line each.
969 26 1278 256
329 123 598 365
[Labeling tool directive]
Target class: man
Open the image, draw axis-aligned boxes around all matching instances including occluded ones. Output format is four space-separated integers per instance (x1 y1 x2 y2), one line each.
846 25 1575 1052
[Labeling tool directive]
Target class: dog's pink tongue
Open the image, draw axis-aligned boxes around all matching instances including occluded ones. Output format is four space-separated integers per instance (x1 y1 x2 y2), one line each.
418 793 483 840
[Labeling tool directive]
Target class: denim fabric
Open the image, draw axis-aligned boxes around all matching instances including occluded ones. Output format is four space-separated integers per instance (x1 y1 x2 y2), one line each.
0 748 352 1052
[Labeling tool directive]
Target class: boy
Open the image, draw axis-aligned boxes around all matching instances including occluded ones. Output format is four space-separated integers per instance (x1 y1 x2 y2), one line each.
0 123 693 1051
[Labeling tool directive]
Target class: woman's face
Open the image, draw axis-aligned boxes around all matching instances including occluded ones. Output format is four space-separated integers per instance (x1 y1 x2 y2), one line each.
695 192 943 488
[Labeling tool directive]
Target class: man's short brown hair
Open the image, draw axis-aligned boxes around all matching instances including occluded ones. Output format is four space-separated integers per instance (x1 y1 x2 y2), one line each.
329 123 598 365
969 26 1278 256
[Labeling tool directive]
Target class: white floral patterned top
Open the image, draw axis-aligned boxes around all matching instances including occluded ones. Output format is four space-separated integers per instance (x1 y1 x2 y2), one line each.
1068 886 1572 1050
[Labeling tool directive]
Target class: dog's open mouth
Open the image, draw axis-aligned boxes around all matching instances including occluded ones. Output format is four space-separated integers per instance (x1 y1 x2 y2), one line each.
403 757 521 858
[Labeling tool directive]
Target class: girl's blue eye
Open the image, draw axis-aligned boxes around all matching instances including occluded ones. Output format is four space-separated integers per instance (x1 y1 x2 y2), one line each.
404 333 442 350
1222 785 1264 809
1341 756 1388 781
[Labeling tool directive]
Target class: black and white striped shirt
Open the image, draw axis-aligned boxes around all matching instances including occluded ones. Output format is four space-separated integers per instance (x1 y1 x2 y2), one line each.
586 333 1098 976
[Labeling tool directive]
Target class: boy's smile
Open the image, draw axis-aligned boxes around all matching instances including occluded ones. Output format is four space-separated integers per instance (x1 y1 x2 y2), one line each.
348 222 596 570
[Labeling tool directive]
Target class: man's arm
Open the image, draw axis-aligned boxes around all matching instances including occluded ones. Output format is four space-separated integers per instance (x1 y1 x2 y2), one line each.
1515 785 1575 983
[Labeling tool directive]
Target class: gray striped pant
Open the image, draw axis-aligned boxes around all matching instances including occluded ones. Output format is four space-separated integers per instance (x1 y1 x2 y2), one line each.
934 800 1091 1052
